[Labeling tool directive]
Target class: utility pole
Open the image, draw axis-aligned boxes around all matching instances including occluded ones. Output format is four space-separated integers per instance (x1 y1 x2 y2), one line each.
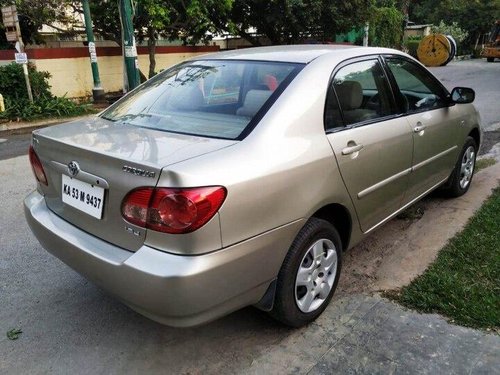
363 22 369 47
119 0 140 91
401 0 410 49
82 0 105 103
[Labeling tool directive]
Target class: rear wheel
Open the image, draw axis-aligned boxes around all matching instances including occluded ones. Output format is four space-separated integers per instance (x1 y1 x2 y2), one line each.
442 136 477 197
269 218 342 327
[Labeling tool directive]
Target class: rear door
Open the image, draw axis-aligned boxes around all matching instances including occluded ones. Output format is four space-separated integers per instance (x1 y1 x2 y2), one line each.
383 56 461 203
325 57 414 232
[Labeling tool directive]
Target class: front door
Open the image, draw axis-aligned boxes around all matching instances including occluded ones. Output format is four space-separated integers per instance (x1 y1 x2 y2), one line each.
384 57 462 202
325 58 414 232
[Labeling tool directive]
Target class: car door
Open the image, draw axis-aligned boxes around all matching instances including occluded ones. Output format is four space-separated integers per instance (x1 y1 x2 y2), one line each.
383 56 461 203
325 58 414 233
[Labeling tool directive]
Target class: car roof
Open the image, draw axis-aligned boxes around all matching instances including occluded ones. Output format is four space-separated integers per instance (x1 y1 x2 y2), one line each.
193 45 401 64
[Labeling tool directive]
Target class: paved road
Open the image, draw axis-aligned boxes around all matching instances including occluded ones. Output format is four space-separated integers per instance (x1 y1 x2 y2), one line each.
429 59 499 130
1 59 499 374
0 133 31 161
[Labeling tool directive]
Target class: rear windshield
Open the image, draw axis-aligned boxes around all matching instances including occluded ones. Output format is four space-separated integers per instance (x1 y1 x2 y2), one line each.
100 60 302 140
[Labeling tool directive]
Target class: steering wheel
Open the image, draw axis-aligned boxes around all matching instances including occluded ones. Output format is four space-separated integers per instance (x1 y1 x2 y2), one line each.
366 93 380 111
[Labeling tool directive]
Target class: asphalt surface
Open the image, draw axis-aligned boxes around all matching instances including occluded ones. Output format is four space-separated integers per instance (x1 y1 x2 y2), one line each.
429 59 499 130
0 133 31 161
1 59 499 374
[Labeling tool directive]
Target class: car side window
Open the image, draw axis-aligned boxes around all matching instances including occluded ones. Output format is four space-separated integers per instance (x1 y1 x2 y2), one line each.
325 59 396 130
386 58 448 113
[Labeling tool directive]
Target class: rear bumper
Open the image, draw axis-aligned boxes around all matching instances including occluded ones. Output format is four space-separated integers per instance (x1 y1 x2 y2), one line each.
24 190 302 327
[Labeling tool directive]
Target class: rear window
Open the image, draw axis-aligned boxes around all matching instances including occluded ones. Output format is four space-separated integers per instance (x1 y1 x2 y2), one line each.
100 60 302 140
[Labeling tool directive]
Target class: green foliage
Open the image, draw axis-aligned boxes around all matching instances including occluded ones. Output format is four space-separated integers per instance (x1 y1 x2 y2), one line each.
404 36 422 57
410 0 500 49
475 158 496 171
369 5 404 48
6 328 22 340
391 186 500 330
0 63 92 121
0 63 52 100
228 0 373 45
0 95 92 121
135 0 233 44
431 20 469 43
0 0 79 45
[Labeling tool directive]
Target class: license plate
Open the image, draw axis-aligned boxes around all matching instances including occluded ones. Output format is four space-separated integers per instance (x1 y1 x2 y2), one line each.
62 174 105 219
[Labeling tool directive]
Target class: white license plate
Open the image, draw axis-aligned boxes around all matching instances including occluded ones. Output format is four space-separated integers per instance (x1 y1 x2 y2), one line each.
62 174 105 219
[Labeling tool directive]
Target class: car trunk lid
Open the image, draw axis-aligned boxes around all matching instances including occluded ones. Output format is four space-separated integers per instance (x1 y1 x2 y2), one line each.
32 117 236 252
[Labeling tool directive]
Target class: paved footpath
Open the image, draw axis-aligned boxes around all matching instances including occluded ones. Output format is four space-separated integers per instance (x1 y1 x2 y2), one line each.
246 295 500 374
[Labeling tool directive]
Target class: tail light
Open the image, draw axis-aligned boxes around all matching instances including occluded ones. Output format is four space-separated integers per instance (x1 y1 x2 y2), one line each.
28 145 48 186
121 186 227 234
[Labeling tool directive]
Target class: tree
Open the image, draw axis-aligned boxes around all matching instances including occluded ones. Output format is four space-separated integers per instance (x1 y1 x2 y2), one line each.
134 0 232 78
227 0 373 45
431 20 469 43
369 0 404 48
409 0 500 49
1 1 232 76
66 1 232 78
0 0 80 46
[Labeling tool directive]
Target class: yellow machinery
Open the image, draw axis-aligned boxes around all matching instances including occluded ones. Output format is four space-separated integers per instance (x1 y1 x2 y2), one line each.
481 20 500 62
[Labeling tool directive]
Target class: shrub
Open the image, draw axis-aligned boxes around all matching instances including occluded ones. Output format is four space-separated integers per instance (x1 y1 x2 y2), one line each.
369 5 404 48
404 36 422 58
431 20 469 43
0 96 92 121
0 63 93 121
0 63 52 101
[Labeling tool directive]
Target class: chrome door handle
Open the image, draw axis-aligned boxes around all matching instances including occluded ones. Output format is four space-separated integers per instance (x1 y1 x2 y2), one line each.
342 144 364 155
413 125 426 133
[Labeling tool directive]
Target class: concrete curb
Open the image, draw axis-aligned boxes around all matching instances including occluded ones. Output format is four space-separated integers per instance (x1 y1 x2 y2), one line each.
0 115 91 136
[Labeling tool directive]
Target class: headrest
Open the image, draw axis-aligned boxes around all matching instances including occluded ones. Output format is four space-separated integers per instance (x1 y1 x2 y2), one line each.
236 90 272 117
334 81 363 110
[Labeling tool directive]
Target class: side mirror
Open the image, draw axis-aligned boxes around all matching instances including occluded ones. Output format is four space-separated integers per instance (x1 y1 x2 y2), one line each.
450 87 475 104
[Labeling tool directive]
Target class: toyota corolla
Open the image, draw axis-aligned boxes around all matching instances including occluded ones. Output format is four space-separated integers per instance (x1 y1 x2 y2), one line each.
25 45 481 327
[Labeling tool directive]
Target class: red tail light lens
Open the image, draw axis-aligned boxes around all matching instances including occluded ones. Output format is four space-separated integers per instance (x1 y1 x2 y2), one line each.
121 186 227 234
28 145 48 186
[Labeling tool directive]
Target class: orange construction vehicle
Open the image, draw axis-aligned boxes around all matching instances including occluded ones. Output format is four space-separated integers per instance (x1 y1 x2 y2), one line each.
481 20 500 62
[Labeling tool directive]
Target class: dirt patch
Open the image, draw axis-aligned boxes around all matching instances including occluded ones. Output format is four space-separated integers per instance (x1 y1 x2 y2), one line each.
336 196 437 297
480 129 500 156
336 162 500 297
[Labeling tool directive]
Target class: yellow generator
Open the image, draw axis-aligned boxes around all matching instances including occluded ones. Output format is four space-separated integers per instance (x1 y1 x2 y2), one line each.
481 20 500 62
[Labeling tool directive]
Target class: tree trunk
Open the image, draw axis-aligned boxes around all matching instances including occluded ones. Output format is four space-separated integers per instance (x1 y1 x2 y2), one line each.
147 26 156 79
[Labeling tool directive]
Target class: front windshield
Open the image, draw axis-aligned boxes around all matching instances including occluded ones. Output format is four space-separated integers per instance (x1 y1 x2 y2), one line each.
101 60 302 140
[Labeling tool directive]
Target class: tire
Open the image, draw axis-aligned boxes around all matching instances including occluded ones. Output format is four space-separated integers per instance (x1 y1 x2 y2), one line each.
442 136 477 198
487 57 494 62
269 218 342 327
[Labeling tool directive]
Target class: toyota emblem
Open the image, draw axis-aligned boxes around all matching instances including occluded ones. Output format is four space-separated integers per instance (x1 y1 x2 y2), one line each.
67 161 80 177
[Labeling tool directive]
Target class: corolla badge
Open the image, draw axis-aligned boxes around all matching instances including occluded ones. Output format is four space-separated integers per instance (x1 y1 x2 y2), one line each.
122 165 156 178
67 161 80 177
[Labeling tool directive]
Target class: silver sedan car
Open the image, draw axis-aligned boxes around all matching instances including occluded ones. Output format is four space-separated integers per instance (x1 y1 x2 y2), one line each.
25 45 481 327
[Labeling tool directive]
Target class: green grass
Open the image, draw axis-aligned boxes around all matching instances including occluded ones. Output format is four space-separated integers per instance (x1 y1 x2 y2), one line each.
388 186 500 330
476 158 496 172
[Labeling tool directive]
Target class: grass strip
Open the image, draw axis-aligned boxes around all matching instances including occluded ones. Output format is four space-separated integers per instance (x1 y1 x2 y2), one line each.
476 158 496 172
388 186 500 330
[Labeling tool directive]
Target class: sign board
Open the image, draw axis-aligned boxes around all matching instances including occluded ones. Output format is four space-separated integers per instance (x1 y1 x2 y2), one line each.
1 5 17 28
15 52 28 64
88 42 97 63
5 30 17 42
124 45 137 58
